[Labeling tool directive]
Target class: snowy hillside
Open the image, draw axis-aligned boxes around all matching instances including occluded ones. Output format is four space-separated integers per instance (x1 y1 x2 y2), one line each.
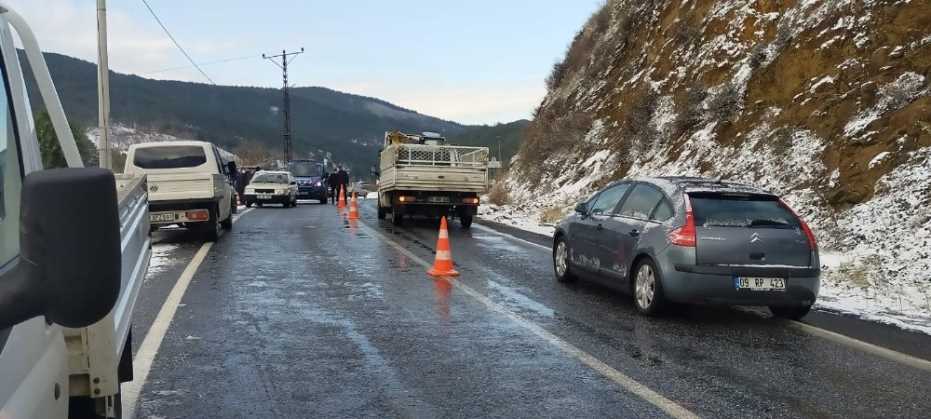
487 0 931 333
86 123 187 152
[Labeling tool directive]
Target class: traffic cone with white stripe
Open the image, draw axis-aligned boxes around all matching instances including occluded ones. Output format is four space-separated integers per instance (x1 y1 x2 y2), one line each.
428 216 459 277
337 185 347 209
348 192 360 220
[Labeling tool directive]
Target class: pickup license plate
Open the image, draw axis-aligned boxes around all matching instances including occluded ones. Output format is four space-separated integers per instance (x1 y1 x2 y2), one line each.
735 277 786 291
427 196 450 203
150 212 177 223
257 194 273 200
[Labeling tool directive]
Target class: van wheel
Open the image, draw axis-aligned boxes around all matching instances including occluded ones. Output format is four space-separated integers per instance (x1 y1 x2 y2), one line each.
392 209 403 226
553 236 576 283
770 304 812 320
377 206 386 220
633 258 666 315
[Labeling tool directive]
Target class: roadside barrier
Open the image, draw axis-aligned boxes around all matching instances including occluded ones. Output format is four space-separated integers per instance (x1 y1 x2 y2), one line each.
428 216 459 277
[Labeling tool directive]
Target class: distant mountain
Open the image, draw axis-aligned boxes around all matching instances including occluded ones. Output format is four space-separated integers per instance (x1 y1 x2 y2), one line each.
448 119 530 168
20 51 467 172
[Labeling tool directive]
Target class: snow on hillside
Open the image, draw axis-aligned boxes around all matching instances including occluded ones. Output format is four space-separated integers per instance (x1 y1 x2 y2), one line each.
86 123 188 152
485 0 931 334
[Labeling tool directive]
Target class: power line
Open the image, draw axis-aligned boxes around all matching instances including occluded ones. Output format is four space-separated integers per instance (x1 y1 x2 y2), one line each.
146 54 257 75
140 0 215 84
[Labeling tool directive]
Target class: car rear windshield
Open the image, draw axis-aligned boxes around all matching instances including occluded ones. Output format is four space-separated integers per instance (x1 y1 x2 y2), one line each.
689 192 799 229
133 146 207 169
252 173 289 184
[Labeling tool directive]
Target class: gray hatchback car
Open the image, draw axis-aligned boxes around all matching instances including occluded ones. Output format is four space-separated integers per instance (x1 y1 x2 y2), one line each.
553 177 820 319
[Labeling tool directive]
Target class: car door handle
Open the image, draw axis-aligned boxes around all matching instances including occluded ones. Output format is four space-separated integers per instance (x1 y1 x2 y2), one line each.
628 230 640 237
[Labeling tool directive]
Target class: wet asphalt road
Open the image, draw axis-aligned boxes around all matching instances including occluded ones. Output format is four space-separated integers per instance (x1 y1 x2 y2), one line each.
129 201 931 418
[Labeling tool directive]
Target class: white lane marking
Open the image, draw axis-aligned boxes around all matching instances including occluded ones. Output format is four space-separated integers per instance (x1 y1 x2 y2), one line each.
788 320 931 373
123 207 253 418
122 242 212 419
473 223 551 251
358 222 698 419
478 222 931 373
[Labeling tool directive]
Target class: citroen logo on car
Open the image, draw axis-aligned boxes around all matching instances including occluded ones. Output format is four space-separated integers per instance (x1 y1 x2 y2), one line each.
150 185 159 192
750 232 761 243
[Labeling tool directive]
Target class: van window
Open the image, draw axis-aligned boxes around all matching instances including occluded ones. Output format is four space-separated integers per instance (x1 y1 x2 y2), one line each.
133 146 207 169
0 57 22 350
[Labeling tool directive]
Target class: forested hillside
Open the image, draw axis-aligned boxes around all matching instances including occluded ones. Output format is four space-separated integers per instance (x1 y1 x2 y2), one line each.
20 52 466 171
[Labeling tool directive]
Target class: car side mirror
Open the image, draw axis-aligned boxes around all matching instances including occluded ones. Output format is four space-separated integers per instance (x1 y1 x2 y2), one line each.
575 202 588 215
0 168 122 330
290 181 297 185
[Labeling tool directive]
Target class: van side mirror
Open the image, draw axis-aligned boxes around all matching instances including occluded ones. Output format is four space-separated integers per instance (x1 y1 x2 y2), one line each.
0 168 121 330
370 166 379 177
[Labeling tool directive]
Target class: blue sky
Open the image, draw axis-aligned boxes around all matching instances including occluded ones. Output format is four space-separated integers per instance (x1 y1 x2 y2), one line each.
10 0 603 124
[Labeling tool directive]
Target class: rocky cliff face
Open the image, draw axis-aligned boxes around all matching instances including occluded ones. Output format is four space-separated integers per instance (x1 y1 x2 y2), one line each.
498 0 931 330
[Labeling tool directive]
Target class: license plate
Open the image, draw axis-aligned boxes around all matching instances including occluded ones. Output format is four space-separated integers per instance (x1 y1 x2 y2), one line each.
150 212 176 223
735 277 786 291
427 196 450 203
258 194 273 200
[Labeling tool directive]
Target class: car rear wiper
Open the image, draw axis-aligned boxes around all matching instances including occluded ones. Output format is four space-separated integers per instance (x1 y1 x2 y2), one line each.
749 219 791 228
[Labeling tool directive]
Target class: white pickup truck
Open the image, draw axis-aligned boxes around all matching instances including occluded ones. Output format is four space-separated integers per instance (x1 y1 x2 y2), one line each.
125 140 237 241
377 131 489 228
0 3 149 419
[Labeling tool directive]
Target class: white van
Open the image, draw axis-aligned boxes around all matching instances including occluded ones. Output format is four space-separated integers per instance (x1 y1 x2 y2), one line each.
125 141 237 240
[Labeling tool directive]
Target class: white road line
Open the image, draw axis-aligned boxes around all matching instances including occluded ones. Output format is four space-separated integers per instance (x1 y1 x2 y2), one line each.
473 223 551 251
123 208 253 419
788 320 931 373
478 222 931 374
358 222 698 419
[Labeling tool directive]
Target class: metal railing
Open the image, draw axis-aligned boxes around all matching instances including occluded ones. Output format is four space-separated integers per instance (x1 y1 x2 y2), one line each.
389 144 489 168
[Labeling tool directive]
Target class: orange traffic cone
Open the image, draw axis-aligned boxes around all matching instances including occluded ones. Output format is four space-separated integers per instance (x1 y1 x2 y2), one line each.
337 185 346 209
428 217 459 277
348 192 360 220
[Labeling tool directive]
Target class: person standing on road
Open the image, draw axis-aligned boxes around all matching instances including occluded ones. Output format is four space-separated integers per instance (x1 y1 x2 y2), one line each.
327 171 339 204
336 166 350 201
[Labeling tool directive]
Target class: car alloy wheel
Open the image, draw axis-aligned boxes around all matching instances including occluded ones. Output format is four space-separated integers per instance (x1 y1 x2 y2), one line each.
635 263 656 311
554 241 568 277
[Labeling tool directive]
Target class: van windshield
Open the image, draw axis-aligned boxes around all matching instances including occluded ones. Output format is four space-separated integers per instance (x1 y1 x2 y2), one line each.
134 146 207 169
288 161 324 177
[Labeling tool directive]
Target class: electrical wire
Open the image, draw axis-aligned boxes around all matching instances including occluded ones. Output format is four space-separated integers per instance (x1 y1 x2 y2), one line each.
140 0 216 84
146 54 257 75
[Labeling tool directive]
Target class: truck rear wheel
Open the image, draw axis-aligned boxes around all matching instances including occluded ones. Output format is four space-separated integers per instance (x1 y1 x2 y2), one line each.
460 215 473 229
392 208 403 226
200 207 221 241
378 206 386 220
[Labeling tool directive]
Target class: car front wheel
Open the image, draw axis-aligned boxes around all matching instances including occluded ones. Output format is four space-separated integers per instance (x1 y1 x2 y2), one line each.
553 236 576 283
633 258 666 315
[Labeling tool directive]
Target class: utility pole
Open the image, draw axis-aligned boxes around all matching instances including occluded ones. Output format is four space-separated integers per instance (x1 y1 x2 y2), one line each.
96 0 111 169
263 48 304 163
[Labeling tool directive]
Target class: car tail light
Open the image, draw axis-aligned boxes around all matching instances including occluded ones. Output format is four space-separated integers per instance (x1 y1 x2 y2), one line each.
462 197 480 205
398 196 417 203
186 209 209 221
668 195 696 247
779 199 817 250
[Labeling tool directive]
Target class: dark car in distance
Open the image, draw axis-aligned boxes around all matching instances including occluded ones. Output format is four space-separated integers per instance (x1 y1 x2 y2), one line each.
553 177 820 319
288 160 329 204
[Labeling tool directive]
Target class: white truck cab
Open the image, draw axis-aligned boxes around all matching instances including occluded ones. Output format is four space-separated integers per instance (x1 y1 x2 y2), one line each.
0 3 150 419
125 140 237 240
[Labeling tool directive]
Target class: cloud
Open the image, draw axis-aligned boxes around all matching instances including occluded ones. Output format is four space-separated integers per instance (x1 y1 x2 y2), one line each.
4 0 231 83
332 79 544 125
